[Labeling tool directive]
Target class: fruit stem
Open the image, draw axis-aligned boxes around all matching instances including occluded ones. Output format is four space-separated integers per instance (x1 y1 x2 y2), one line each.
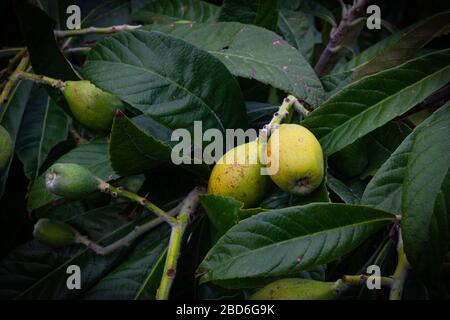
156 187 205 300
74 203 183 255
0 47 27 82
13 71 66 89
54 24 142 38
99 181 178 226
389 229 410 300
0 53 29 108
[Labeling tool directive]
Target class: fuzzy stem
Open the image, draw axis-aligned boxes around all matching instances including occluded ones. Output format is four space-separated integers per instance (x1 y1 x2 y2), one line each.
314 0 369 76
74 203 182 256
389 230 410 300
99 181 178 226
54 24 142 38
156 187 205 300
0 54 30 107
13 71 66 89
0 47 27 82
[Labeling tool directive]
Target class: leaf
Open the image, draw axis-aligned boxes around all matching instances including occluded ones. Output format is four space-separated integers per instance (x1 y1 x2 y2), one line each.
27 138 117 211
326 173 363 205
199 194 264 238
361 104 450 283
338 10 450 80
133 0 219 24
109 114 172 176
15 2 78 115
198 203 394 288
401 106 450 272
84 228 170 300
83 30 247 134
0 80 34 197
0 204 137 299
301 49 450 156
278 9 315 62
219 0 279 31
361 121 412 179
145 22 325 106
15 85 69 180
281 0 336 27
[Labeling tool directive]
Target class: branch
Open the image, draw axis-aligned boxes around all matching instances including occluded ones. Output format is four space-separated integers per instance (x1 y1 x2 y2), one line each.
156 186 205 300
0 54 30 107
74 203 183 256
333 274 393 295
315 0 369 76
389 229 410 300
99 181 178 226
0 47 27 82
54 24 141 38
13 71 66 89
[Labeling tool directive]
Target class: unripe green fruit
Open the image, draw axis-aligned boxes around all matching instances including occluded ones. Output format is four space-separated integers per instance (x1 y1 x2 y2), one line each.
45 163 100 199
208 140 270 208
329 140 368 178
63 80 124 132
250 278 339 300
266 124 324 196
0 125 13 172
33 218 76 247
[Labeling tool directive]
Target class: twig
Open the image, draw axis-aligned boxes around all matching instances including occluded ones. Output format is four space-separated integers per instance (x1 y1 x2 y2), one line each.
156 186 205 300
69 121 87 145
389 229 410 300
99 181 178 226
54 24 142 38
315 0 369 76
74 203 183 256
333 274 393 294
0 54 30 107
0 47 27 82
13 71 66 89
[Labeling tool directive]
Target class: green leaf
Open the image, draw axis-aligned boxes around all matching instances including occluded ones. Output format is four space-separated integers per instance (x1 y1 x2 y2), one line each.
133 0 219 24
281 0 336 27
401 106 450 273
361 104 450 283
360 121 412 179
338 10 450 80
326 173 363 205
15 85 69 180
145 22 325 106
278 9 315 63
199 194 264 238
84 229 170 300
109 114 172 176
198 203 394 288
301 49 450 156
83 30 247 133
0 80 34 197
219 0 279 31
27 138 117 211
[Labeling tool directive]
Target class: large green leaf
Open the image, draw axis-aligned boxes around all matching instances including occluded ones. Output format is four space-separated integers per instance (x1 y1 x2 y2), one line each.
15 85 69 180
326 173 364 205
361 104 450 282
84 228 170 300
219 0 279 31
401 106 450 273
83 30 247 134
0 80 34 197
109 113 171 176
27 138 117 211
199 194 264 238
145 22 325 106
278 9 315 63
338 10 450 80
133 0 219 24
198 203 394 288
301 49 450 156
